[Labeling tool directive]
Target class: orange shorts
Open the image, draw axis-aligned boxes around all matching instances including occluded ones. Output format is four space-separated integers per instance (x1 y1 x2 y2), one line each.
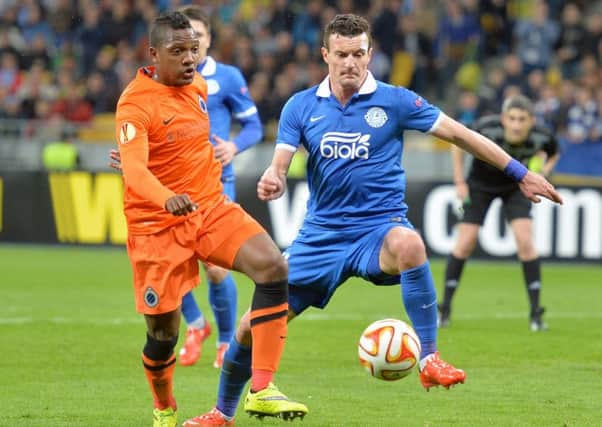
127 197 265 314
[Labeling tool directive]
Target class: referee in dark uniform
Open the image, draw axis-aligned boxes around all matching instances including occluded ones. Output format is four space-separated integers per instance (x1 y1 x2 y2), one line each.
439 94 560 331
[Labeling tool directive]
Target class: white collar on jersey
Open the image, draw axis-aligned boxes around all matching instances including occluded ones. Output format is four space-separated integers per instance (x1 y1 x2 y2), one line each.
200 56 217 77
316 71 377 98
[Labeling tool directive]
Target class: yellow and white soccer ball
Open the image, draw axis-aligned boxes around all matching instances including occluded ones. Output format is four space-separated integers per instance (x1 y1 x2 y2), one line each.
358 318 421 381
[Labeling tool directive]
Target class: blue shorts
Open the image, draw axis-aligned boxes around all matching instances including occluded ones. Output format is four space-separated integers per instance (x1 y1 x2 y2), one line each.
222 177 236 201
285 217 414 315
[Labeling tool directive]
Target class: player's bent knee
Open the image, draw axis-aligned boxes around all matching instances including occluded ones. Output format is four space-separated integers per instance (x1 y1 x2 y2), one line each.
387 231 426 269
143 333 178 360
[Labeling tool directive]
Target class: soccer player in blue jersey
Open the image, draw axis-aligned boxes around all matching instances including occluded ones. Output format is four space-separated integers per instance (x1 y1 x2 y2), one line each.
111 6 263 370
184 14 562 427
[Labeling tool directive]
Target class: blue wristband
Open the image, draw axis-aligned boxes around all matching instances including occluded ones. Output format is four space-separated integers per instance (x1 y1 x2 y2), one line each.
503 159 528 182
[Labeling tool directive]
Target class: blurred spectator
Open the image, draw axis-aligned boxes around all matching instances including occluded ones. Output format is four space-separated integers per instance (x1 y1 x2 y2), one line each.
373 0 402 59
22 33 52 70
19 1 55 46
435 0 480 99
525 69 545 100
393 12 434 93
268 0 296 34
567 87 599 144
51 84 93 124
17 60 57 118
479 0 511 57
368 41 391 82
292 0 322 50
0 51 22 95
74 7 104 75
555 3 586 80
455 90 480 127
84 71 118 113
47 0 76 47
98 1 136 47
514 0 559 74
477 65 506 115
534 84 561 132
584 12 602 57
0 25 26 59
500 53 524 93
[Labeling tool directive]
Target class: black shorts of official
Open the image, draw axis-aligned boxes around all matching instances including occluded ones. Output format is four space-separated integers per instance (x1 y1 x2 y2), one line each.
461 186 532 225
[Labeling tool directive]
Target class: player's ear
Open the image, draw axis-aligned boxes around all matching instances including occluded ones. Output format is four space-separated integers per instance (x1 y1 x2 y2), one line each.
320 46 329 63
149 46 158 64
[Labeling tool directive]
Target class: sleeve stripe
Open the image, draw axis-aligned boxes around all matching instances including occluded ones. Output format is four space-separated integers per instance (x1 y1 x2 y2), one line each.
426 111 442 134
276 143 297 152
234 106 258 119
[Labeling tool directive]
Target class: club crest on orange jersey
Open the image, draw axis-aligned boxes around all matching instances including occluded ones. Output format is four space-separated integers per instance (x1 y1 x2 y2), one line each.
119 122 136 144
199 96 208 114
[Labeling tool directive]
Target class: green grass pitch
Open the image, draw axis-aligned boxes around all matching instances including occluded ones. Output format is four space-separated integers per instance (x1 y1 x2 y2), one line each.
2 244 601 426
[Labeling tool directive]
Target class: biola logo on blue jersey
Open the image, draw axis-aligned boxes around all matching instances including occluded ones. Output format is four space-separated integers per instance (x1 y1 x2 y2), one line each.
319 132 371 159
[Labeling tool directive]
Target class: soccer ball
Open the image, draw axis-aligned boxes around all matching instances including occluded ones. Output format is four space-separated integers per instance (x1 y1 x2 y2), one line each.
358 318 421 381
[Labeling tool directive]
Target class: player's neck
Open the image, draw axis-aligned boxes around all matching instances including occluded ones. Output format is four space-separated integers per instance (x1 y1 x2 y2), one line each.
330 73 367 106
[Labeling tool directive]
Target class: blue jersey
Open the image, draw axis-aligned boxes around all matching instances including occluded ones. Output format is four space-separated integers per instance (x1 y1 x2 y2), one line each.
199 56 263 181
276 72 441 228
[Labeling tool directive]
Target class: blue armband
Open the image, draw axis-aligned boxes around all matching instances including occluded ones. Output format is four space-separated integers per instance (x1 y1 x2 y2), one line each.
503 159 528 182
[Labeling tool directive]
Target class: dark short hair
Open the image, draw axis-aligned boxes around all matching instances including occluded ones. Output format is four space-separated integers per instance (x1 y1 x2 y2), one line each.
502 94 534 115
323 14 372 50
178 5 211 33
149 11 191 47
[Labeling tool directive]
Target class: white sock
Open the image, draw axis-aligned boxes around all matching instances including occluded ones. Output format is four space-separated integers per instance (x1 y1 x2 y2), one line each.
419 353 435 371
216 408 233 421
189 317 206 330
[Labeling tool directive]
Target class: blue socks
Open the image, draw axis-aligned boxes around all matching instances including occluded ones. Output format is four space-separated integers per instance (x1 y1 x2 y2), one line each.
181 291 204 326
209 273 238 344
216 339 252 418
401 262 438 359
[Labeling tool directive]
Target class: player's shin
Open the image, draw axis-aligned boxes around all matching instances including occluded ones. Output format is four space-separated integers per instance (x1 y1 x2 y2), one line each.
521 258 541 312
401 262 438 359
181 291 206 328
216 338 252 418
249 280 288 392
441 254 466 312
209 273 238 343
142 333 178 410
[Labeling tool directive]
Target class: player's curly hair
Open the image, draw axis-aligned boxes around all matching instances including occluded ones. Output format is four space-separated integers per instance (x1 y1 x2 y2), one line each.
149 11 191 47
323 14 372 50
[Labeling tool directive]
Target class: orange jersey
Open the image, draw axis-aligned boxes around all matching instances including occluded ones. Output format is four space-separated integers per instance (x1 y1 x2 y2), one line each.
115 66 223 235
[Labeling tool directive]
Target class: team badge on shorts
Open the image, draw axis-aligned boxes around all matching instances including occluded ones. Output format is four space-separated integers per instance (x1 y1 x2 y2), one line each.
199 96 208 114
364 107 388 128
144 286 159 308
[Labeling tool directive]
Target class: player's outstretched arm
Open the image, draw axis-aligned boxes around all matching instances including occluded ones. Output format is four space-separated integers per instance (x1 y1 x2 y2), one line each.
257 147 294 201
432 113 563 205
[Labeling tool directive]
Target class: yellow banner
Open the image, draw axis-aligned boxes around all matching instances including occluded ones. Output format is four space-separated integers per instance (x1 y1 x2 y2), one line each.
49 172 127 244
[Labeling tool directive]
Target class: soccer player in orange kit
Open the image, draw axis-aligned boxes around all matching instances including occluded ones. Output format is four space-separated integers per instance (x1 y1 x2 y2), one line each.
114 11 307 427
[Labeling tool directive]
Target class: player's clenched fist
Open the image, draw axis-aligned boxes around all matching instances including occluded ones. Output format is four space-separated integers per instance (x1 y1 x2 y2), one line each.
165 194 198 216
257 166 286 201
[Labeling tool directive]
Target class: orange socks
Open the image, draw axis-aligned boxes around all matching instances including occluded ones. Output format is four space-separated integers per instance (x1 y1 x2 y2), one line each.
249 280 288 391
142 352 177 410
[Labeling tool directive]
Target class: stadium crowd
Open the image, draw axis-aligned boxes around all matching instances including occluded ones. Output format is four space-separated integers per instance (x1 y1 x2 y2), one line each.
0 0 600 147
